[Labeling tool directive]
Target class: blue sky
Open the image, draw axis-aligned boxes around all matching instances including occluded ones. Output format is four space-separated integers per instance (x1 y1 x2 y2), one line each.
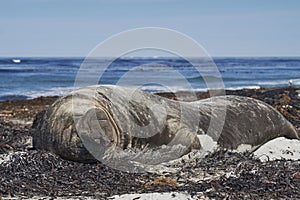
0 0 299 57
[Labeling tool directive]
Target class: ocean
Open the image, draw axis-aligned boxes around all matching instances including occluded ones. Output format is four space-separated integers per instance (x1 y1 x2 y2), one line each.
0 57 300 101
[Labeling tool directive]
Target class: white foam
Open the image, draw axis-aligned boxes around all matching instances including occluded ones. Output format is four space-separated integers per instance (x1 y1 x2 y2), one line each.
254 137 300 161
0 86 77 100
226 85 261 90
12 59 21 63
291 78 300 85
257 80 287 86
257 79 300 86
139 85 208 93
27 86 77 99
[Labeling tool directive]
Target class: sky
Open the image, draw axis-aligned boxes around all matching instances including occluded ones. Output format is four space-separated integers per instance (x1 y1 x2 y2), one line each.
0 0 300 57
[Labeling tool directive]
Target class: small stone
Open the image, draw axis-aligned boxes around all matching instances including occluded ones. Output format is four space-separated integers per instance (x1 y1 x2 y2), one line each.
293 172 300 180
1 143 13 151
0 110 14 117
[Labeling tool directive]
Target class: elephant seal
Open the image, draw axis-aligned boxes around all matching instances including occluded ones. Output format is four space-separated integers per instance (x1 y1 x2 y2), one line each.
33 85 299 164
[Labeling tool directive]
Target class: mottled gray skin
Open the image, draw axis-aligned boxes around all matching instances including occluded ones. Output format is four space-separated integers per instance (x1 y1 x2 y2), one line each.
33 85 299 163
197 96 299 149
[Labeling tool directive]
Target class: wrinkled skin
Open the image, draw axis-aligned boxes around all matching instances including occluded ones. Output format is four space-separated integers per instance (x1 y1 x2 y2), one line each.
33 85 299 163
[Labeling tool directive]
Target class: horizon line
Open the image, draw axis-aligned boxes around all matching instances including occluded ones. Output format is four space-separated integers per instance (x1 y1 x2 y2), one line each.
1 55 300 59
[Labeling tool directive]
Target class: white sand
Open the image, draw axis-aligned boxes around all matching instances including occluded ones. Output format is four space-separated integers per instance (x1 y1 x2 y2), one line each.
254 137 300 161
197 134 300 162
0 151 27 165
196 134 300 162
0 152 14 165
109 192 204 200
2 192 206 200
197 134 218 152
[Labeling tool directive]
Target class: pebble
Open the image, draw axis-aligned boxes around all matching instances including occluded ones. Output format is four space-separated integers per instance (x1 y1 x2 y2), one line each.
293 172 300 180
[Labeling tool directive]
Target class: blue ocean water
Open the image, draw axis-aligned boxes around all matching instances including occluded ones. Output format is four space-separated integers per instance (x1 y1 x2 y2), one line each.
0 57 300 101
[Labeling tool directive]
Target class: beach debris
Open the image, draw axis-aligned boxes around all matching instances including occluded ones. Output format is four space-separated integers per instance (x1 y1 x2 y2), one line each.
293 172 300 180
296 90 300 98
1 86 300 199
1 144 13 151
0 121 31 154
145 177 178 188
0 110 14 117
0 96 58 127
0 149 299 199
279 92 291 104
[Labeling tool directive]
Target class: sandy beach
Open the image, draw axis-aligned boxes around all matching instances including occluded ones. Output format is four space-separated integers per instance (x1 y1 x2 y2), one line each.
0 87 300 199
2 0 300 199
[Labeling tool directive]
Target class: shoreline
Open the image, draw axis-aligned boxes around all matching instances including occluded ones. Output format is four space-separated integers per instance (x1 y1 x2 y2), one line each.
1 86 300 128
1 86 300 199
